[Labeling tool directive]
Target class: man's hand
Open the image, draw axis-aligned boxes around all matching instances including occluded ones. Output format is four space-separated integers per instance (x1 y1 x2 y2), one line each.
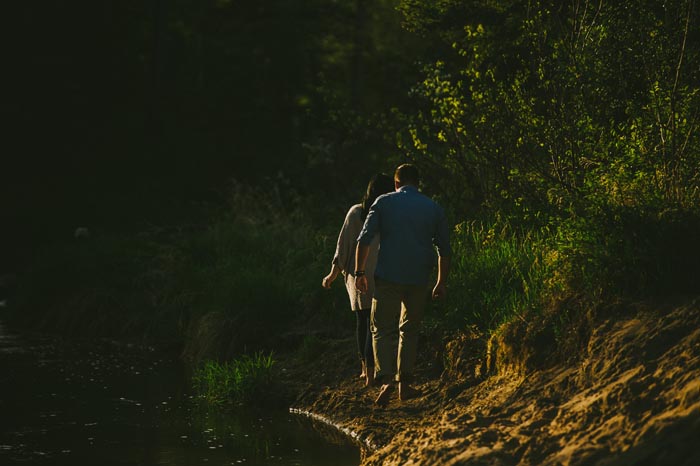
356 275 369 294
432 281 447 300
433 256 450 300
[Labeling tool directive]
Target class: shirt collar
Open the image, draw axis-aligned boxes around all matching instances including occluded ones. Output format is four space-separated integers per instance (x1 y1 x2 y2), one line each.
398 185 418 193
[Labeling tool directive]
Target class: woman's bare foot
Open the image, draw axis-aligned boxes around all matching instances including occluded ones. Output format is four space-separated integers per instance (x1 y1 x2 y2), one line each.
365 369 375 387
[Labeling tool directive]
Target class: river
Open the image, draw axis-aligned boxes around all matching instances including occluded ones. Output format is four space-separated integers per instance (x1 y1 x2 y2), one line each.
0 322 360 466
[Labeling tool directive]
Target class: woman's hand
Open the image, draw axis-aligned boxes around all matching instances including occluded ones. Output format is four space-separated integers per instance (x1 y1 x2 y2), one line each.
322 264 341 289
322 273 335 289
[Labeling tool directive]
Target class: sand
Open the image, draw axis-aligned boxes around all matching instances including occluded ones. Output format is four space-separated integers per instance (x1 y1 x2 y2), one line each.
289 297 700 465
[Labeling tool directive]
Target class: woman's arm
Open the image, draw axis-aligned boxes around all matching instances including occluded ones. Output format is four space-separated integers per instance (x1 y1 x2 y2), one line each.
322 263 342 289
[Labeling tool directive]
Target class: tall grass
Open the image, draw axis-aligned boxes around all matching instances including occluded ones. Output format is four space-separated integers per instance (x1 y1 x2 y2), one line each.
193 351 276 404
438 205 700 340
10 233 177 339
8 182 343 352
554 206 700 298
14 176 697 389
441 220 559 332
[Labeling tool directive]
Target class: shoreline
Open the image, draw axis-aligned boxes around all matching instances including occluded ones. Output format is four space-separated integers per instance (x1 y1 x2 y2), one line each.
286 297 700 465
290 407 381 452
4 290 700 465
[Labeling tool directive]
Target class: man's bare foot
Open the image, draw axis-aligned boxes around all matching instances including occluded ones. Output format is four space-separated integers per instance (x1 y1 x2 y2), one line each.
398 382 421 401
374 383 394 406
359 360 367 379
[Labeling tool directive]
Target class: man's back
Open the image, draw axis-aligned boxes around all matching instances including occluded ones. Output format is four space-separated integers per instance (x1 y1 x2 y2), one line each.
358 185 450 285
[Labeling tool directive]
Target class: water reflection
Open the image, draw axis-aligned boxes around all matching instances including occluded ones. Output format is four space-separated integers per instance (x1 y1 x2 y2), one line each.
0 323 359 466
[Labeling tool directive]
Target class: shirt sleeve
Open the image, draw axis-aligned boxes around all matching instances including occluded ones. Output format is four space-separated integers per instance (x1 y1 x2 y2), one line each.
433 205 452 257
357 201 379 246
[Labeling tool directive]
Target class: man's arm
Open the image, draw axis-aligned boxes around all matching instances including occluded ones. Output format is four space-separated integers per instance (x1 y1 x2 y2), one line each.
432 203 451 299
432 255 451 299
354 242 371 293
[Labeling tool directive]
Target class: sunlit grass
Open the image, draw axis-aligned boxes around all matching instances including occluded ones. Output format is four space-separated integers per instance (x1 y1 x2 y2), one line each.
193 351 276 405
440 220 557 331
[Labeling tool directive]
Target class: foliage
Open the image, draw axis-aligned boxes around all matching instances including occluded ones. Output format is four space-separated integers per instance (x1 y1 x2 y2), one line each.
9 181 339 349
439 219 559 331
297 334 326 362
553 206 700 298
11 233 175 339
193 352 276 404
394 0 700 335
7 0 700 380
5 0 424 275
397 0 700 219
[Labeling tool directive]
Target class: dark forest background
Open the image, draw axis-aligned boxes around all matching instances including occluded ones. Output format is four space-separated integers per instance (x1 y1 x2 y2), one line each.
3 0 700 355
4 0 422 272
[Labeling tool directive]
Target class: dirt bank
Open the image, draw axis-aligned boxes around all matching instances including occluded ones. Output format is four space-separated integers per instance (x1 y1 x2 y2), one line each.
288 297 700 465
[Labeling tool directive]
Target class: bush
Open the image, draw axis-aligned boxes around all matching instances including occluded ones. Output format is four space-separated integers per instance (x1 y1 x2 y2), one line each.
10 233 180 339
8 182 338 350
555 206 700 298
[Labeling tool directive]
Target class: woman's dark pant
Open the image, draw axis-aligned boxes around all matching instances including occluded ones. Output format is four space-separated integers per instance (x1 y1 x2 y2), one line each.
356 309 374 369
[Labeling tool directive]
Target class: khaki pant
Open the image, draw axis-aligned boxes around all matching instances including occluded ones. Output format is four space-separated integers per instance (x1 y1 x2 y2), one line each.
371 278 428 383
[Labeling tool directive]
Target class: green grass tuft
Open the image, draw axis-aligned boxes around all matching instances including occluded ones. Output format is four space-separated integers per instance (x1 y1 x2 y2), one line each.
193 351 276 405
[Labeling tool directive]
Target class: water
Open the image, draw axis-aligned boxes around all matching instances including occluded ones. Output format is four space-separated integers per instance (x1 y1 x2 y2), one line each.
0 322 360 466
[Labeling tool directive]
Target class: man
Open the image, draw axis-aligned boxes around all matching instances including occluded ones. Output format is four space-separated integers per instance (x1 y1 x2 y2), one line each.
355 163 451 404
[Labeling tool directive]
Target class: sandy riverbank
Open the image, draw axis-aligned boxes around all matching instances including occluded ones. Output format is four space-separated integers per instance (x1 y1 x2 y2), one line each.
287 297 700 465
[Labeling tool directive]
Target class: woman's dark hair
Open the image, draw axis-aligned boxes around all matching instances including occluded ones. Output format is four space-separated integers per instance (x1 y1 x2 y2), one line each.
361 173 395 221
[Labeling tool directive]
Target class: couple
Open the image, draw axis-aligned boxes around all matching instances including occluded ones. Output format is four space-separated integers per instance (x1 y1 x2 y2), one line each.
322 164 451 405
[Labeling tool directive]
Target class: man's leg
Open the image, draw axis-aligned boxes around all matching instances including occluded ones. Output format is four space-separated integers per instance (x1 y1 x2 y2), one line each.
371 279 401 384
397 283 428 399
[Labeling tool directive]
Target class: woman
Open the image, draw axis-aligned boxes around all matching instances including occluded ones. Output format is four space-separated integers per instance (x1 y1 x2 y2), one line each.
322 173 395 387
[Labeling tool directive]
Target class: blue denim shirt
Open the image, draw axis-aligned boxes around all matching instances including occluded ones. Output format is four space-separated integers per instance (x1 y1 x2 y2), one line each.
357 185 451 285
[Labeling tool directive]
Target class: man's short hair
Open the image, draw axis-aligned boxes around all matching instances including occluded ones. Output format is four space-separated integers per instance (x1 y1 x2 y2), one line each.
395 163 420 187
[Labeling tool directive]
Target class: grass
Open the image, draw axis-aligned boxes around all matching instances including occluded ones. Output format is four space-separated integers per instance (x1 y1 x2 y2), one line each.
7 183 343 352
10 233 175 338
193 351 276 405
439 220 559 332
9 180 700 401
